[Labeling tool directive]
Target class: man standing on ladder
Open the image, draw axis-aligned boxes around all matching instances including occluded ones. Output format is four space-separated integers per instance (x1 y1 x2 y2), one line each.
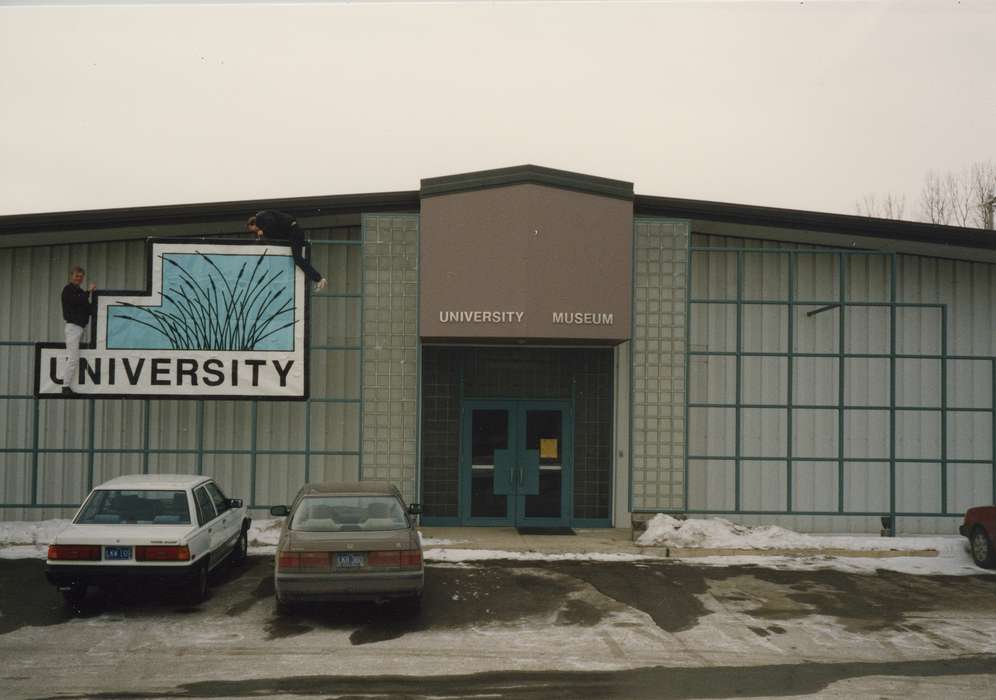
247 210 328 291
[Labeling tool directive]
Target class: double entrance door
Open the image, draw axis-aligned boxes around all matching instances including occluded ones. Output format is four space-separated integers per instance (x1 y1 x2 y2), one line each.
461 400 572 527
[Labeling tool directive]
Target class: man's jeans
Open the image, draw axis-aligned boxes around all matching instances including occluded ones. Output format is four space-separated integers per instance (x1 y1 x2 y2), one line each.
291 241 323 283
64 323 84 389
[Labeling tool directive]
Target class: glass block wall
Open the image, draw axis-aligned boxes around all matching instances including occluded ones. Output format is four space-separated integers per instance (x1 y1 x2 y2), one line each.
360 214 420 502
631 218 690 510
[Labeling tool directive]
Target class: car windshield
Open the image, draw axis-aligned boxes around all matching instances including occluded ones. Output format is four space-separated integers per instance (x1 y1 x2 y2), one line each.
76 489 192 525
291 495 408 532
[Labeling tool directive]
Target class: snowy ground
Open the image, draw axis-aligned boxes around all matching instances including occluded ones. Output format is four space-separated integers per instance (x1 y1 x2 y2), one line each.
1 516 989 576
2 553 996 699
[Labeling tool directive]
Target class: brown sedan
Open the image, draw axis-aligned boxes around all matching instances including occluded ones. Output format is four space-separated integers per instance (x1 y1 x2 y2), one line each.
269 481 424 610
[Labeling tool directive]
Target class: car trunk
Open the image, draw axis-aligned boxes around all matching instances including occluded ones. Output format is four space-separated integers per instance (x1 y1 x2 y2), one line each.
286 528 417 553
54 524 194 546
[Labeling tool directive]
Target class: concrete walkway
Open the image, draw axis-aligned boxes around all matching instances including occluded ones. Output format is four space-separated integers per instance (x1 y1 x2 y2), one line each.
419 526 939 558
420 527 655 556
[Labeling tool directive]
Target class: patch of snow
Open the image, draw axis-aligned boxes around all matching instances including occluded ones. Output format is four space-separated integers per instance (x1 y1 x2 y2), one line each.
247 518 283 547
418 532 467 547
637 514 944 552
685 547 994 577
424 548 652 563
0 519 70 546
0 545 48 560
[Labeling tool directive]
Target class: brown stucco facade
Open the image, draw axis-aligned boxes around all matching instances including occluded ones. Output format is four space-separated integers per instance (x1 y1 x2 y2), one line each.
419 177 633 343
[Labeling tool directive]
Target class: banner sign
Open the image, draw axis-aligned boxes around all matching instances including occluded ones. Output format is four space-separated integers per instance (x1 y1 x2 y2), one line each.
35 239 309 400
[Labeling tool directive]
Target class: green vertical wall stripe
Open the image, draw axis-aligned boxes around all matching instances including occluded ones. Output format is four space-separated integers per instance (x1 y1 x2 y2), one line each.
142 400 150 474
888 255 898 533
837 253 846 514
786 251 795 512
734 251 743 512
304 395 312 484
195 400 204 475
940 307 948 514
30 399 39 505
86 399 95 492
358 215 367 481
249 400 258 507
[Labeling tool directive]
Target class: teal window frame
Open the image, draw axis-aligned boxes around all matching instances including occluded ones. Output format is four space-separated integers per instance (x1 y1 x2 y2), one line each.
661 246 996 531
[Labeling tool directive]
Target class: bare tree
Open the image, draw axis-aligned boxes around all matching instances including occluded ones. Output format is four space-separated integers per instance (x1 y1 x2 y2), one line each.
919 170 950 225
855 192 906 220
858 160 996 229
882 192 906 220
969 161 996 229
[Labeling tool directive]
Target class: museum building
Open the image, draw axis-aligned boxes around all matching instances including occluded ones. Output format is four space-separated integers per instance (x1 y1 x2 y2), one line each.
1 165 994 535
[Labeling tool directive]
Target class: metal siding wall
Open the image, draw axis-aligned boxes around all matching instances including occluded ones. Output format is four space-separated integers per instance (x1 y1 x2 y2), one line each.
0 227 363 521
898 256 995 533
687 233 996 534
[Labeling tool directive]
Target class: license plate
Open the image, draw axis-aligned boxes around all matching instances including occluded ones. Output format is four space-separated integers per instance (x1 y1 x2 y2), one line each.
335 553 366 569
104 546 132 561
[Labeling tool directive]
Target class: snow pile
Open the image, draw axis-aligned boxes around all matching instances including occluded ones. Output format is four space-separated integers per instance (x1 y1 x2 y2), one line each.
248 518 282 548
418 533 466 547
424 548 651 563
637 514 938 552
0 519 70 546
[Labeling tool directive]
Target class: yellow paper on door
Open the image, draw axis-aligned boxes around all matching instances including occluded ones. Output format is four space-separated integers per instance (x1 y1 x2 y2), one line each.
540 438 558 459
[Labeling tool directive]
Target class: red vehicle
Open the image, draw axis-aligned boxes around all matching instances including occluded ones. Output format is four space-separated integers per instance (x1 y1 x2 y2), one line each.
960 506 996 568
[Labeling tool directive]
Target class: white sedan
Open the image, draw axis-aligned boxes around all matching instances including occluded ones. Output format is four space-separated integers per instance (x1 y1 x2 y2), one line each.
45 474 250 605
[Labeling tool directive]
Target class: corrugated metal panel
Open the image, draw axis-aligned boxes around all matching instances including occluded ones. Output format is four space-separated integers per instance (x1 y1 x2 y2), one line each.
687 232 995 532
0 228 363 521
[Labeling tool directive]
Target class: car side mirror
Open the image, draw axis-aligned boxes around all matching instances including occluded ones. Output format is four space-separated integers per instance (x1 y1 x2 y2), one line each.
269 505 289 517
229 498 243 509
407 503 422 515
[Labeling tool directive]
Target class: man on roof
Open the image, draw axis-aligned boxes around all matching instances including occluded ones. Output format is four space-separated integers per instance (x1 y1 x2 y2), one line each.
247 210 328 291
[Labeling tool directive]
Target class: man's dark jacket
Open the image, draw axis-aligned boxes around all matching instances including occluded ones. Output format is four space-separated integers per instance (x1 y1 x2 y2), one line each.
254 210 304 243
62 284 94 328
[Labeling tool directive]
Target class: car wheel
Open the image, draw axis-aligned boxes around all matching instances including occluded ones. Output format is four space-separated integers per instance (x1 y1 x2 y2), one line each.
231 528 248 566
275 592 294 615
187 562 209 603
61 582 87 608
970 526 995 569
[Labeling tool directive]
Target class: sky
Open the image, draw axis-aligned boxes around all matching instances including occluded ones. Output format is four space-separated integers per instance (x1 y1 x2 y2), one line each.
0 1 994 218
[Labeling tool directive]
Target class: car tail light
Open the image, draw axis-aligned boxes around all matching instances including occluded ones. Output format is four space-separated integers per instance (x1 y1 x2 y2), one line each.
278 551 330 571
135 545 190 562
277 552 300 571
400 549 422 569
368 550 401 567
299 552 330 570
48 544 101 561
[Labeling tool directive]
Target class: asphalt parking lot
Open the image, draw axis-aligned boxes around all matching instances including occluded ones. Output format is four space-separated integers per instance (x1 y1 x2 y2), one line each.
3 555 996 699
